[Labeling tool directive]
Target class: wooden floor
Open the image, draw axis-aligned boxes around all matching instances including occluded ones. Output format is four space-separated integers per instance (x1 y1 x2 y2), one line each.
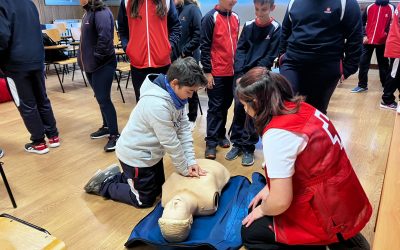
0 68 396 249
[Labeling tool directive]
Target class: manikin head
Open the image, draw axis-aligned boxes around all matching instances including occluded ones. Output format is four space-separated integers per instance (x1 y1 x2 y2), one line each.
158 194 196 242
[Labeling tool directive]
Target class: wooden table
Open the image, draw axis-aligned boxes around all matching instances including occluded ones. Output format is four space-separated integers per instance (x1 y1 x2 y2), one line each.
373 113 400 249
44 45 68 50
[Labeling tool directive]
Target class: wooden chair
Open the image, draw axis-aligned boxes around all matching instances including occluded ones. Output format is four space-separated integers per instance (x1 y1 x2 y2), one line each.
68 27 81 56
43 29 62 44
53 58 87 93
0 162 17 208
0 213 66 249
114 62 131 103
113 28 126 61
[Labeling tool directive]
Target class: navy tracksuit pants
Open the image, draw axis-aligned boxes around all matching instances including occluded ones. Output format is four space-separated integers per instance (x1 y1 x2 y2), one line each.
85 60 119 136
382 58 400 105
230 76 258 153
205 76 234 147
280 55 341 114
358 44 389 88
100 159 165 208
6 69 58 143
130 65 169 103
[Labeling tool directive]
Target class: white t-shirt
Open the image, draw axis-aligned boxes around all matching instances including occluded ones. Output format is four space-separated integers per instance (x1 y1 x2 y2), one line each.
262 128 308 178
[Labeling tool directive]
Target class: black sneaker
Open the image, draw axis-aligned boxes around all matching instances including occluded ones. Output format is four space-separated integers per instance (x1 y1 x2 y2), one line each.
0 148 3 158
205 146 217 160
218 137 230 148
104 135 119 152
84 164 120 195
90 126 110 139
24 142 49 155
225 146 242 160
242 151 255 166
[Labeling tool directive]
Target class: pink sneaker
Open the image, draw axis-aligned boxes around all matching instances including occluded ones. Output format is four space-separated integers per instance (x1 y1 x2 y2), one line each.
48 136 60 148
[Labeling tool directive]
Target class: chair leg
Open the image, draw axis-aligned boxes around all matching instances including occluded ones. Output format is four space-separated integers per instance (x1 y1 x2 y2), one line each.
81 70 87 87
0 162 17 208
197 94 203 115
61 65 66 83
125 70 131 89
53 64 65 93
116 71 125 103
72 63 76 81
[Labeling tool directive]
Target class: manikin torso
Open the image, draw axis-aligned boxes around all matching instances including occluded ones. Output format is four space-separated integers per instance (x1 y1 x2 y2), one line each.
159 159 230 242
161 159 230 216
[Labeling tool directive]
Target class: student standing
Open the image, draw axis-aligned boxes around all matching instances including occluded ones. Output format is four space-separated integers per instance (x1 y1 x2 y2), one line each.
201 0 240 159
84 58 208 208
78 0 119 152
380 3 400 111
172 0 202 131
0 0 60 154
351 0 394 93
118 0 181 103
237 67 372 249
279 0 363 114
226 0 281 166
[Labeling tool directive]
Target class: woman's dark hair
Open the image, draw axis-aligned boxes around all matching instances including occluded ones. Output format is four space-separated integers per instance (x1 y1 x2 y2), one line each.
129 0 166 18
236 67 303 135
167 57 207 88
84 0 106 11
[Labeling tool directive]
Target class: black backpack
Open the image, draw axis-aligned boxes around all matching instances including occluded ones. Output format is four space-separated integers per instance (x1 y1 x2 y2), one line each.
42 33 69 62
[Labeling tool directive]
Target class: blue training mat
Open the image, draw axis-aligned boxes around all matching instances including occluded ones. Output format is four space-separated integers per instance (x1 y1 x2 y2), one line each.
125 173 266 250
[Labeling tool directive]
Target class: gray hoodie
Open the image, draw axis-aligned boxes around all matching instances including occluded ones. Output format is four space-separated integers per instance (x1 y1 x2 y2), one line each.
115 74 196 176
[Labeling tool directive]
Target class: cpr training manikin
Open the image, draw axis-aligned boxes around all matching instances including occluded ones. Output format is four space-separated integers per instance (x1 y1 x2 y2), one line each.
158 159 230 242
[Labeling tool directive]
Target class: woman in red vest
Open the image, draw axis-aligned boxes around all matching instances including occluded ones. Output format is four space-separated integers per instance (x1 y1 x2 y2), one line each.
237 67 372 249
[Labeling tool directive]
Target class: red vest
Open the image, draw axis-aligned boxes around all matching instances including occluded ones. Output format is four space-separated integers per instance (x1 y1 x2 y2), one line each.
262 102 372 245
385 4 400 58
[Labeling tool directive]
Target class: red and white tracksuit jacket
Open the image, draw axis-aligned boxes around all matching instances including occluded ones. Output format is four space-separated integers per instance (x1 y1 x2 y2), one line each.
364 1 394 44
385 4 400 58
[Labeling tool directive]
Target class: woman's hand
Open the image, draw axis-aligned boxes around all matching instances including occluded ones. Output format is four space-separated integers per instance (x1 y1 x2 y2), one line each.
242 205 265 228
188 164 207 177
248 185 269 211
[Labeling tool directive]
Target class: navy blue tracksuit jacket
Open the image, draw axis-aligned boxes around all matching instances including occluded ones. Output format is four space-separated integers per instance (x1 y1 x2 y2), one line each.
279 0 362 114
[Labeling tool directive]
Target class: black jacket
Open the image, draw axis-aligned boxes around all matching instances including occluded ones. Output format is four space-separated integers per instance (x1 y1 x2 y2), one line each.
171 1 202 62
279 0 362 78
234 19 281 76
0 0 44 72
77 7 116 73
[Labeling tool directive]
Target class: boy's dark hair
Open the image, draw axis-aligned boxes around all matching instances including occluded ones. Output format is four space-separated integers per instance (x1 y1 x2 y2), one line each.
236 67 303 135
129 0 166 18
253 0 274 6
167 57 208 87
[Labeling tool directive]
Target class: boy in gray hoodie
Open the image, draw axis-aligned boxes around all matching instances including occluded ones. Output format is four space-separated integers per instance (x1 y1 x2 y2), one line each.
84 57 208 208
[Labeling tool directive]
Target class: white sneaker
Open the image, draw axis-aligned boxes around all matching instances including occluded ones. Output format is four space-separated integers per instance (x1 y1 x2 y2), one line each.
397 102 400 114
189 121 196 132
